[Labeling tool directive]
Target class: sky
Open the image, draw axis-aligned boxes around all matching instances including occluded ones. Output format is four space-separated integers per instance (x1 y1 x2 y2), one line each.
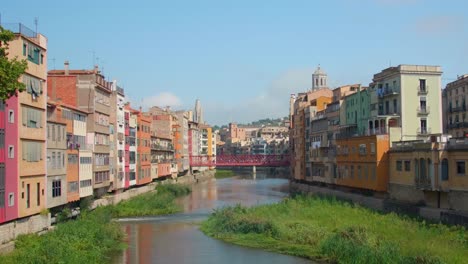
1 0 467 125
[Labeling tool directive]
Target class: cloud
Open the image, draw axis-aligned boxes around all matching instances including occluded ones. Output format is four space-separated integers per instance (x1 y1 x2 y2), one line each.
203 68 314 125
413 15 464 35
141 92 182 110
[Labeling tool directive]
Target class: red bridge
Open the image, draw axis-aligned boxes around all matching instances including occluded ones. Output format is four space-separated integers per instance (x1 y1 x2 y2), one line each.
190 154 290 167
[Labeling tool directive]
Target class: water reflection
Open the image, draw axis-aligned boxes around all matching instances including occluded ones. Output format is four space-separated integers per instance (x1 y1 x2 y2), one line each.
115 172 311 264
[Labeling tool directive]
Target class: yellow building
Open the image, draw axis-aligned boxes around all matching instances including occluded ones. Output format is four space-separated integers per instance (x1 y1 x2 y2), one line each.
389 136 468 212
6 24 48 217
335 135 390 192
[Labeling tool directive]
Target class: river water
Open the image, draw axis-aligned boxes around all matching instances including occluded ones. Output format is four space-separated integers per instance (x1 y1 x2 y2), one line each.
114 172 311 264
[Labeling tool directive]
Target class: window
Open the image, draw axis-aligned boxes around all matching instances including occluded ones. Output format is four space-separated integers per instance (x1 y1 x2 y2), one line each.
52 180 61 197
23 43 27 56
22 106 42 128
8 145 14 158
22 141 43 162
37 182 40 206
80 179 92 188
26 184 30 208
8 193 14 207
370 143 376 154
456 161 465 175
442 159 449 181
404 160 411 171
8 110 14 123
359 144 366 155
419 79 426 91
68 154 78 164
80 157 92 164
396 160 402 171
68 181 79 193
22 75 43 98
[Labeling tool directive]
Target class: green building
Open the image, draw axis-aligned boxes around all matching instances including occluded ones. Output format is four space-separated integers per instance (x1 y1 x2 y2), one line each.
344 86 370 135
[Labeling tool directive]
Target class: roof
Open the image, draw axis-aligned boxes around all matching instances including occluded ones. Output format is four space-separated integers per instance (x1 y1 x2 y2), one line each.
313 66 326 75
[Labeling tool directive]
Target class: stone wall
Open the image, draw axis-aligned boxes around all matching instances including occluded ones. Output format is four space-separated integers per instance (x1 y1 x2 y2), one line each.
0 214 50 253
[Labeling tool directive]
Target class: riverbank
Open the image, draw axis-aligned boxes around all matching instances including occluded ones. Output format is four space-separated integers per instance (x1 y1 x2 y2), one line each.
0 184 193 264
215 169 236 179
201 195 468 263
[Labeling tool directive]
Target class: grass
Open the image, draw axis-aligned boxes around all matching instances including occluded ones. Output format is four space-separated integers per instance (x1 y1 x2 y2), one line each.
0 183 192 264
201 196 468 264
109 183 191 217
0 207 125 264
215 169 236 179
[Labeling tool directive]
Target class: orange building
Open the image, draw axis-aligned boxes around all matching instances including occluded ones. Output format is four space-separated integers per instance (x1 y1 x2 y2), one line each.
136 111 152 185
291 88 333 180
335 134 390 192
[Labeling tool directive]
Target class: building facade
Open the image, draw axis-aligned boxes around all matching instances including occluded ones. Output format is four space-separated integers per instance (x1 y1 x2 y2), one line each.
443 74 468 138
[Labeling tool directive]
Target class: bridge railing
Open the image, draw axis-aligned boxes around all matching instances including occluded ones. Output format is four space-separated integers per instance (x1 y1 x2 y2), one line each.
190 154 290 167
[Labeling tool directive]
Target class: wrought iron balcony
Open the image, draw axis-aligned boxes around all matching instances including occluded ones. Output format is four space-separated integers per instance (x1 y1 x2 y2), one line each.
417 127 431 135
417 106 430 115
378 87 400 98
417 86 428 95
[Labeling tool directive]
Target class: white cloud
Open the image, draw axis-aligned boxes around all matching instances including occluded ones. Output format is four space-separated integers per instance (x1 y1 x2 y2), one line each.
204 68 314 125
141 92 182 110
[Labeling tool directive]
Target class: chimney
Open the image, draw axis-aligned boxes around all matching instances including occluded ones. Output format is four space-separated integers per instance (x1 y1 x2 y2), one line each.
94 65 99 74
64 61 69 75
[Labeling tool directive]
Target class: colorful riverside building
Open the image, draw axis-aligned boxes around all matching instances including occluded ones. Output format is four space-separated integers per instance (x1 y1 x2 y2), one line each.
136 111 152 185
332 65 442 192
0 24 48 223
146 106 177 178
48 62 113 197
124 107 131 188
126 105 138 186
110 82 126 191
290 66 333 181
389 136 468 212
443 74 468 138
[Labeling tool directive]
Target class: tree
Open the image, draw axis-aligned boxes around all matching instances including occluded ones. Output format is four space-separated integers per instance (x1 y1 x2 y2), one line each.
0 26 28 102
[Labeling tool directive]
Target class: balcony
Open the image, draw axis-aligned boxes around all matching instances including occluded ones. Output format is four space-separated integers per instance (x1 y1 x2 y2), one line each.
417 86 429 95
416 127 431 135
417 106 430 115
415 175 432 190
450 104 466 113
151 143 174 152
378 87 400 98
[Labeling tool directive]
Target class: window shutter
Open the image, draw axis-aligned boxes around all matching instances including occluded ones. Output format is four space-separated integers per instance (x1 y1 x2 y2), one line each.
22 141 27 161
22 107 27 126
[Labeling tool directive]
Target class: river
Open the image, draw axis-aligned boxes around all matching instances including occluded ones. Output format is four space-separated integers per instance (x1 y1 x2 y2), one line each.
114 172 311 264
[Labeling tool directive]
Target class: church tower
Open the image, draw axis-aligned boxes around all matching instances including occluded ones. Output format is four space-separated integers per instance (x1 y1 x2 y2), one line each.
312 65 328 90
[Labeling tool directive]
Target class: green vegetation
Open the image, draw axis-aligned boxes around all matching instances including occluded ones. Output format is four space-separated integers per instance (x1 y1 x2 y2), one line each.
215 169 236 179
0 208 125 264
201 196 468 264
0 184 192 264
109 184 191 217
0 26 28 102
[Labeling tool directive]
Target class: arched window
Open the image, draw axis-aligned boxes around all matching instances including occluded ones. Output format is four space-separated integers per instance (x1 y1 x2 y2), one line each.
441 158 449 181
420 158 426 183
427 158 432 185
320 78 323 86
315 78 319 86
415 159 419 181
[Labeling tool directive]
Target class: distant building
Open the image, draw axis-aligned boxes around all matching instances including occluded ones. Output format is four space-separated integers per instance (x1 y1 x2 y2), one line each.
443 74 468 138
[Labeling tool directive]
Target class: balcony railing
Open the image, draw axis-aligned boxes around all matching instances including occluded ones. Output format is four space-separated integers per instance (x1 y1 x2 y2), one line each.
415 175 432 190
378 87 400 98
417 106 430 115
417 127 431 135
417 86 428 95
450 105 466 113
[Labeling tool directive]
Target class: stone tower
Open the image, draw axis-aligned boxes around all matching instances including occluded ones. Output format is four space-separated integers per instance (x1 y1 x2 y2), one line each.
312 65 328 90
194 99 203 124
